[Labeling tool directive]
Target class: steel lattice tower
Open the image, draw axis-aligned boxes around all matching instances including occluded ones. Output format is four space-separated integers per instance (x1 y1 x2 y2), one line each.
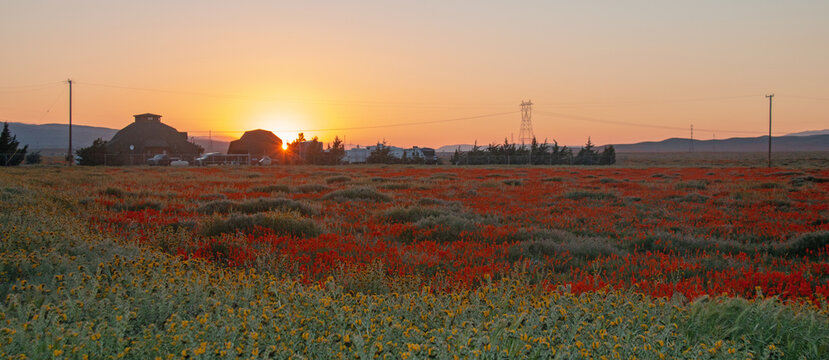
518 100 534 145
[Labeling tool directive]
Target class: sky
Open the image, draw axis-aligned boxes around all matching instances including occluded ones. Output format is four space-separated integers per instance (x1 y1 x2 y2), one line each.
1 0 828 148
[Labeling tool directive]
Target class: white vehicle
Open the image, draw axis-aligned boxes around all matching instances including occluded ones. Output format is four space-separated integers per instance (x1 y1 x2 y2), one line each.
170 160 189 167
258 156 272 166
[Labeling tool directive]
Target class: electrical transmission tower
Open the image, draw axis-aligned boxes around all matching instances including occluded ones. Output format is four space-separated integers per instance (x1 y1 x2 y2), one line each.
518 100 534 145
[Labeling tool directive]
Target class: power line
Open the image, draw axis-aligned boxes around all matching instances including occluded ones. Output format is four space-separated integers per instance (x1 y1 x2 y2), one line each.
786 95 829 102
187 110 518 133
533 94 760 109
0 81 63 93
533 109 780 135
74 81 515 109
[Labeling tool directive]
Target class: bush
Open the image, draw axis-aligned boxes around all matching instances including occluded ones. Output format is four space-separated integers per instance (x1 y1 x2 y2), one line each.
325 175 351 184
322 187 391 202
197 198 317 216
417 197 449 206
199 193 228 201
562 190 617 201
248 184 291 193
752 182 783 189
502 179 523 186
666 193 709 204
674 180 708 190
790 176 829 187
75 138 107 166
683 297 829 358
515 237 623 260
295 183 329 193
399 214 479 243
379 206 448 223
774 231 829 257
628 233 754 255
196 200 236 214
239 198 317 215
25 151 41 165
200 212 321 237
111 201 163 212
101 187 126 198
378 183 410 190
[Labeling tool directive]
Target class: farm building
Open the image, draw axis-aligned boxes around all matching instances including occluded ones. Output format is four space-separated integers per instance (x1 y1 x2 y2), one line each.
344 147 369 163
227 129 283 159
105 113 202 164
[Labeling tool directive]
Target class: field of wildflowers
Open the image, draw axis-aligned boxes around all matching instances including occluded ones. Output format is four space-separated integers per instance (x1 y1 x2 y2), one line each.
1 165 827 359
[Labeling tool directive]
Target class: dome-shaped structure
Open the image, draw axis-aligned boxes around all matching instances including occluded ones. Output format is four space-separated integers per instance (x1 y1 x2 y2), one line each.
227 129 282 158
105 113 202 164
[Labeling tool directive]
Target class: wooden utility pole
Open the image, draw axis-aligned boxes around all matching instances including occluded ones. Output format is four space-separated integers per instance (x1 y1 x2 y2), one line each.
68 79 73 166
766 94 774 168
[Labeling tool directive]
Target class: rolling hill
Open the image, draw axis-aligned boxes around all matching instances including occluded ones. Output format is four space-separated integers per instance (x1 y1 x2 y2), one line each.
610 134 829 152
5 122 230 153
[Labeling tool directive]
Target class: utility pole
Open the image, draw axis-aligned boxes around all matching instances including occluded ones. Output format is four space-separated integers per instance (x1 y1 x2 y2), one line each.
67 79 73 166
689 124 694 152
208 130 213 152
766 94 774 167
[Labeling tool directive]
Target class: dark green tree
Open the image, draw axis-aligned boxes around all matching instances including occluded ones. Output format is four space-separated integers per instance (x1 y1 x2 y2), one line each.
599 145 616 165
0 122 28 166
303 136 324 164
75 138 108 165
366 141 396 164
323 136 345 165
575 137 599 165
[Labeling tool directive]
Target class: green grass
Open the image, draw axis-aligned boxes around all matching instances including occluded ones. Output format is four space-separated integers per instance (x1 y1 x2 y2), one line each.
199 211 322 237
322 187 391 202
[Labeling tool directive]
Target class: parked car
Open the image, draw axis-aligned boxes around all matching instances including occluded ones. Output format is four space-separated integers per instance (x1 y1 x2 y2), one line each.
258 156 272 166
195 152 221 166
195 153 250 166
147 154 173 166
170 159 189 167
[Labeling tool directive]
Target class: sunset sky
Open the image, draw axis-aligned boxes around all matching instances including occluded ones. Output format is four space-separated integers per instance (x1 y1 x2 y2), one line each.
1 1 827 148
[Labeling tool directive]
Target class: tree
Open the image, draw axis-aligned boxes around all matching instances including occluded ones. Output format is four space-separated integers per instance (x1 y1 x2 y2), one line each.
599 145 616 165
575 137 599 165
0 122 28 166
303 136 324 164
366 141 396 164
76 138 108 165
323 136 345 165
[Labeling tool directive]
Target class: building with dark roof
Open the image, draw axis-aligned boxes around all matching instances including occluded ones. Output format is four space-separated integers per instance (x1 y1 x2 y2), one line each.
227 129 283 158
105 113 202 164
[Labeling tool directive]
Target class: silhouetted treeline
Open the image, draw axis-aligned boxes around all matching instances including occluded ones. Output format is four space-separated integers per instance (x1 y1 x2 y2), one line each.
451 137 615 166
284 133 345 165
365 142 434 164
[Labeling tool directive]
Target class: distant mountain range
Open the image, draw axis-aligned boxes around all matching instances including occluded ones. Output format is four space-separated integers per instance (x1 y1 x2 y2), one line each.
611 134 829 152
5 122 230 153
6 122 828 154
6 122 118 151
439 134 829 153
786 129 829 136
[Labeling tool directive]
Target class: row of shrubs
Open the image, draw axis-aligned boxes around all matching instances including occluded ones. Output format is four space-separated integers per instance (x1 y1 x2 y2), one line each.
200 212 322 238
197 197 318 216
